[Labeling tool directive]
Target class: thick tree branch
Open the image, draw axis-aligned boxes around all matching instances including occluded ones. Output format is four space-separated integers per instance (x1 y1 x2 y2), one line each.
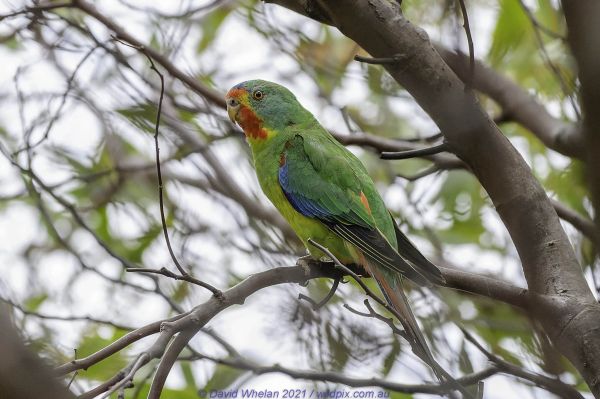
561 5 600 394
435 46 584 158
562 0 600 248
439 266 529 309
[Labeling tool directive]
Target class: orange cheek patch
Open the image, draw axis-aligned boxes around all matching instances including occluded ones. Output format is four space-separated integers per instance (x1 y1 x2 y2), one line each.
360 191 371 215
239 106 267 140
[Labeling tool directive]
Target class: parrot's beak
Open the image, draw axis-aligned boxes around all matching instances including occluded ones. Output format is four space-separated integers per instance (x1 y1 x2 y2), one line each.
226 98 240 124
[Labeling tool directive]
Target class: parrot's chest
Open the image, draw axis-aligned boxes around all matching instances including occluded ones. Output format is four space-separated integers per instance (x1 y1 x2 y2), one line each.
254 156 320 232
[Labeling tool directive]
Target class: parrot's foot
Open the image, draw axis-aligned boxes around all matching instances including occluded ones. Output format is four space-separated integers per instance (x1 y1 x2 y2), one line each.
296 254 319 276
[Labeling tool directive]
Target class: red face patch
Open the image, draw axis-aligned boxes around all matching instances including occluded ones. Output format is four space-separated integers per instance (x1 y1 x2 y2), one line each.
226 87 268 141
238 106 267 140
226 88 246 99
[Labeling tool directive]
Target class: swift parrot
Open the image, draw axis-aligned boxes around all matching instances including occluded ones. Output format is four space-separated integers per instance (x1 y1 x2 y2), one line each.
225 79 446 372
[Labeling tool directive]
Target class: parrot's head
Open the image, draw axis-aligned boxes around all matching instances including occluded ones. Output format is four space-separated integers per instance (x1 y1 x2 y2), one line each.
225 80 311 143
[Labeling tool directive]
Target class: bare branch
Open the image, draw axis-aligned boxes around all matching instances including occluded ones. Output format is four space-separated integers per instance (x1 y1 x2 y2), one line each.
112 38 221 296
455 0 475 88
435 45 584 158
187 349 499 395
126 267 222 296
55 313 186 376
439 265 529 309
72 0 224 107
462 329 584 399
148 328 196 398
551 199 598 243
562 0 600 252
0 1 74 21
2 298 134 331
380 143 450 160
298 274 341 310
56 260 524 396
353 54 406 65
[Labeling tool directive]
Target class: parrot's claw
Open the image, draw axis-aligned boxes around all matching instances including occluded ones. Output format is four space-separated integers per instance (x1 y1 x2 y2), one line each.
296 254 318 276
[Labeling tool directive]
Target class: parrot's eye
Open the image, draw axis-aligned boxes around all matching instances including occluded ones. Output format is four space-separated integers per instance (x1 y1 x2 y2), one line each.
252 90 264 100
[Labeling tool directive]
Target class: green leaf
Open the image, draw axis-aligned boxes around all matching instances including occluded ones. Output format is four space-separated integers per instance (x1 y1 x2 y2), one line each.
489 0 530 66
326 323 349 370
77 327 129 381
117 103 159 134
382 337 401 376
4 34 21 50
180 362 198 391
197 7 233 53
203 362 247 391
125 224 162 264
437 172 487 245
24 293 48 312
544 160 587 214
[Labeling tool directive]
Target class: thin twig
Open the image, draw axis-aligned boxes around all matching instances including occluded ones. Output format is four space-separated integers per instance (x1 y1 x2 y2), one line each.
381 143 449 160
99 353 148 399
185 348 499 395
113 37 221 297
344 299 407 339
517 0 565 40
0 1 74 21
396 165 441 182
456 0 475 88
354 54 406 65
2 297 135 331
551 199 598 243
126 267 221 296
461 328 584 399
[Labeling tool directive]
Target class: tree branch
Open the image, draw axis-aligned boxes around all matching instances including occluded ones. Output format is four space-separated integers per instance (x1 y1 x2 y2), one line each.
562 0 600 248
439 265 529 309
187 349 499 395
551 199 598 243
71 0 224 106
435 45 584 158
462 329 584 399
56 261 526 397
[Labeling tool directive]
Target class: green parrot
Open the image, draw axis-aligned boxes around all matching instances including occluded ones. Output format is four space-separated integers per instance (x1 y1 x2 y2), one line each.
225 79 446 374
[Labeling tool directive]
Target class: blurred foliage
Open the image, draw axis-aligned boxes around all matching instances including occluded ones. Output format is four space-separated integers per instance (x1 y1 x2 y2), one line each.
0 0 593 398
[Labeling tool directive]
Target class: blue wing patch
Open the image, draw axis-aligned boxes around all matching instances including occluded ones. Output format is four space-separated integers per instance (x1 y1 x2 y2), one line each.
278 158 332 219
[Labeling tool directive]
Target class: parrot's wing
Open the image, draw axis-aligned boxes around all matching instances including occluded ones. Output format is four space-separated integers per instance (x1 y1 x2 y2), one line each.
389 212 445 285
278 134 432 286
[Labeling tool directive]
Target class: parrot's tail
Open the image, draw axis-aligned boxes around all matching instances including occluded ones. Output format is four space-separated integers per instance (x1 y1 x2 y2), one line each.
367 266 439 373
366 265 474 399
